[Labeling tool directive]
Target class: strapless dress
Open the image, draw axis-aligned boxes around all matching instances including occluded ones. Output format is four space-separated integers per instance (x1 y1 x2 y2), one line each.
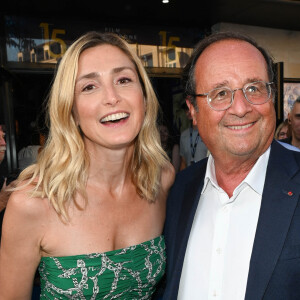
38 235 166 299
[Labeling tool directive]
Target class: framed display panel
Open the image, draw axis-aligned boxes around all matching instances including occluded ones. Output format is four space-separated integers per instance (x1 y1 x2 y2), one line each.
4 15 199 72
283 78 300 120
274 62 284 122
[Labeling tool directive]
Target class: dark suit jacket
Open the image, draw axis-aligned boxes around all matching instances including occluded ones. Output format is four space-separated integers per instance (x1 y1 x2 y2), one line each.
162 140 300 300
281 136 293 145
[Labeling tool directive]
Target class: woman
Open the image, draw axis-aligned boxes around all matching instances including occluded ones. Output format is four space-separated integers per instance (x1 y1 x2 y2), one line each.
274 119 290 140
0 32 174 299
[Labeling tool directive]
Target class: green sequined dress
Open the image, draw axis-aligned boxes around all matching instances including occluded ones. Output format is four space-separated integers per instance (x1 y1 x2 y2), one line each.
38 235 166 299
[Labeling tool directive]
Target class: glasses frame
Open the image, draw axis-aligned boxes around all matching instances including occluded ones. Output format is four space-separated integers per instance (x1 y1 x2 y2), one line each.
192 81 274 111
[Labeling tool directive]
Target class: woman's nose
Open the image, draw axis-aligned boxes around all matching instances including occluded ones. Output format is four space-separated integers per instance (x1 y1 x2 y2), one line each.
102 85 120 106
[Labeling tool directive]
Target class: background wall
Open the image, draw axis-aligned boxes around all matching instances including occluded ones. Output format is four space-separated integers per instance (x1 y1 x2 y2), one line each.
212 22 300 79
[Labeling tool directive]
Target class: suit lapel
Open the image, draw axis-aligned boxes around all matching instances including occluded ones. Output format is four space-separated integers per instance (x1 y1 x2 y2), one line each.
173 161 207 276
245 142 300 300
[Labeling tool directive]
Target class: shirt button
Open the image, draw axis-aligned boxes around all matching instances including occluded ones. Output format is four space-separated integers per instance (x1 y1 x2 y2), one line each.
216 248 222 254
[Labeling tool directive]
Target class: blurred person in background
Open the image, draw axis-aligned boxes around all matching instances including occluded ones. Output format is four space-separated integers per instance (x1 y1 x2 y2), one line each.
0 124 20 247
281 97 300 149
179 102 208 170
0 125 6 191
274 119 290 140
159 122 180 173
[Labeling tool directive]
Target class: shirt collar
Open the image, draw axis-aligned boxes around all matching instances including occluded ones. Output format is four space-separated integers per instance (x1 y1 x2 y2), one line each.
202 146 271 196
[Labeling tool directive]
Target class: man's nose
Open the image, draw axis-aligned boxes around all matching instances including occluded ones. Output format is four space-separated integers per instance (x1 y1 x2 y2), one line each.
228 88 252 116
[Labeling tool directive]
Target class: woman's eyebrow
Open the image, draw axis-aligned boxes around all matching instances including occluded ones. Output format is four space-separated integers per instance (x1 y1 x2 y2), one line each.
76 72 100 83
112 66 135 74
76 66 135 83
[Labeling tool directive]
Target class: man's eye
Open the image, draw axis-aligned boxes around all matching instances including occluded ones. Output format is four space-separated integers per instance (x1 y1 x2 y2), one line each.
214 89 229 100
218 90 227 97
247 86 258 93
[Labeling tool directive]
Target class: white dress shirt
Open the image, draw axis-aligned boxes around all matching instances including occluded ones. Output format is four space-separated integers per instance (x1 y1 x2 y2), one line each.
178 147 271 300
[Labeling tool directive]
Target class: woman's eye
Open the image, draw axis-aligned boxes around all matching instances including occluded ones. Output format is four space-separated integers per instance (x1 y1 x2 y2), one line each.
118 77 132 85
82 84 95 92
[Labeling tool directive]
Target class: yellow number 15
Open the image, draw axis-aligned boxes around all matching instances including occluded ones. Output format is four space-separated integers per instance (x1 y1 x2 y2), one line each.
40 23 67 59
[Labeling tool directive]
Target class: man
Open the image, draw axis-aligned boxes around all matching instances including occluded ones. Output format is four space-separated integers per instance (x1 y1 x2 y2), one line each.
163 32 300 300
281 97 300 149
179 102 208 170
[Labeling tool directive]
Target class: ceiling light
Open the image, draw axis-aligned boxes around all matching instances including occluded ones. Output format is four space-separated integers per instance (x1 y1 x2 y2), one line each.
162 0 169 3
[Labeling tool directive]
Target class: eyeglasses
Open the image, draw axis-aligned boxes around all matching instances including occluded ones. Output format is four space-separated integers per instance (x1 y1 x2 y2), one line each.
192 81 273 111
279 131 288 138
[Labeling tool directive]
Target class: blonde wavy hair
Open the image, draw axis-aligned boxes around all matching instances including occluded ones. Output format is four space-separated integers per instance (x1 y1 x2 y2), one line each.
17 31 169 221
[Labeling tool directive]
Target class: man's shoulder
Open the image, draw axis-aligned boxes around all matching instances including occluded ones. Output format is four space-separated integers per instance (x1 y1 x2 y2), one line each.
272 140 300 157
167 158 208 216
174 158 208 185
269 140 300 174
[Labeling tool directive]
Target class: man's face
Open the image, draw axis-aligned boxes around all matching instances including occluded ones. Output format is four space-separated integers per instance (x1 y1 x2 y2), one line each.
0 126 6 164
289 102 300 142
188 39 276 164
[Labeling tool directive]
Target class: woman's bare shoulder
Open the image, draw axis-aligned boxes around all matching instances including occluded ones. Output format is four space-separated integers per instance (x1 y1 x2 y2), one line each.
0 182 48 297
6 182 50 220
161 161 175 191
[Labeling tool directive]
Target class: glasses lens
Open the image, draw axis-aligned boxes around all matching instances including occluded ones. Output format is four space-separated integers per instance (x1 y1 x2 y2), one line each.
208 87 232 111
244 81 271 104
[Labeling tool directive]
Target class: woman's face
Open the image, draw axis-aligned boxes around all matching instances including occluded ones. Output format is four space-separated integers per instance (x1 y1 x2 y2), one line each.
73 44 145 152
278 125 288 140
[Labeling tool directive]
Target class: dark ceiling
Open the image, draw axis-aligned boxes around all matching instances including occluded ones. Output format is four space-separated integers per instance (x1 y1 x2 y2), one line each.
1 0 300 32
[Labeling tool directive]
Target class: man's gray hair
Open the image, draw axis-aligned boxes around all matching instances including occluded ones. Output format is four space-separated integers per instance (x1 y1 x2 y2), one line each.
291 96 300 111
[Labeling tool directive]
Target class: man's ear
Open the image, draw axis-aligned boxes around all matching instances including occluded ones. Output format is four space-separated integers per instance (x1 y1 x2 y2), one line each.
186 98 197 126
288 113 291 124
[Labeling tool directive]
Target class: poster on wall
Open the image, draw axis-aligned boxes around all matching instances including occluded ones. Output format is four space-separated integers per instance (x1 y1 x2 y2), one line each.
283 80 300 120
